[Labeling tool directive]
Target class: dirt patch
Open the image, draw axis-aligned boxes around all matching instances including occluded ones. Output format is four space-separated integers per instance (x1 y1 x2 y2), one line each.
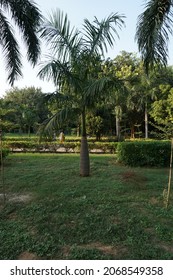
78 242 127 256
8 212 18 220
83 243 118 255
61 243 128 258
62 246 71 258
110 216 121 225
0 204 4 211
18 251 40 260
0 193 6 202
1 192 32 203
145 227 155 233
159 243 173 254
149 197 159 205
120 170 147 187
8 193 32 203
29 226 38 236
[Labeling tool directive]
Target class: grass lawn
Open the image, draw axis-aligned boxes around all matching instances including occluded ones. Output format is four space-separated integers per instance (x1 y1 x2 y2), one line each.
0 153 173 260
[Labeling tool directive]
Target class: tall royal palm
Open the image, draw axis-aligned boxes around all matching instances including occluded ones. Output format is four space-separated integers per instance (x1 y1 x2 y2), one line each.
135 0 173 73
38 9 124 176
0 0 42 85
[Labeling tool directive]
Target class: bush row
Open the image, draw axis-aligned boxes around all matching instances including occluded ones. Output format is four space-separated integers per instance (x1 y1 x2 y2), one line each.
117 141 171 167
2 139 172 167
3 140 118 154
4 136 117 143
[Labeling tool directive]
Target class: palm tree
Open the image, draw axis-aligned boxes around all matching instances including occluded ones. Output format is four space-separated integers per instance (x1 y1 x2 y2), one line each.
38 9 125 176
0 0 42 85
135 0 173 73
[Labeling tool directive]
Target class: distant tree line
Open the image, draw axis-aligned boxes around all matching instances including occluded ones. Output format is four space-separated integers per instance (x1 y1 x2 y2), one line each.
1 51 173 140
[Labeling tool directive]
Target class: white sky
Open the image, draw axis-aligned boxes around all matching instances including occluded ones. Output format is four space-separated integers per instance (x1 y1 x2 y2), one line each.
1 0 173 97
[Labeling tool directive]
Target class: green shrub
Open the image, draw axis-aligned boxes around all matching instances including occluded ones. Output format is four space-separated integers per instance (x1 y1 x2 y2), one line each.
4 134 119 154
117 141 171 167
4 137 38 142
4 140 36 149
4 135 115 142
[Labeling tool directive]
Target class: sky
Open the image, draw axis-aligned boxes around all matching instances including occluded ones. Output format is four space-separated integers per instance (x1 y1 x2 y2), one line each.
0 0 173 97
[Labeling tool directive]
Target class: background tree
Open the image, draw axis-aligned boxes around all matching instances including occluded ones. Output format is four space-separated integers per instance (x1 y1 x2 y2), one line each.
4 87 49 134
101 58 124 141
0 98 16 131
114 52 141 139
104 52 147 139
86 113 103 140
149 84 173 138
0 0 42 84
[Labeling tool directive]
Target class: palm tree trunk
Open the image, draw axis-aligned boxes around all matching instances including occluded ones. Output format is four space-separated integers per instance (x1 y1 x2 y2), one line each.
80 108 90 176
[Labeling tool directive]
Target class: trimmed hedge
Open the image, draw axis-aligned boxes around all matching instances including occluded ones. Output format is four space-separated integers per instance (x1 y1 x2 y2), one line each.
3 140 118 154
4 137 38 142
117 141 171 167
4 136 117 143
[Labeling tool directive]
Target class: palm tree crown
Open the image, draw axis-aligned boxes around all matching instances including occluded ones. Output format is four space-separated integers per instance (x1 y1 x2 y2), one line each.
0 0 42 84
135 0 173 73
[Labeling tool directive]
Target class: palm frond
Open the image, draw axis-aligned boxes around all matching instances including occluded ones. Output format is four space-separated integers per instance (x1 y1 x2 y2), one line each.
0 11 22 84
82 13 125 56
38 56 81 90
40 9 81 62
1 0 42 64
85 75 124 106
39 107 80 137
135 0 173 73
38 57 69 84
44 91 76 109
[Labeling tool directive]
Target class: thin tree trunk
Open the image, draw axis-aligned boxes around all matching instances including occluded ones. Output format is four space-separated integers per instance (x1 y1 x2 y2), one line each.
77 123 80 137
145 103 148 139
115 106 121 141
80 108 90 176
131 125 135 139
116 115 121 141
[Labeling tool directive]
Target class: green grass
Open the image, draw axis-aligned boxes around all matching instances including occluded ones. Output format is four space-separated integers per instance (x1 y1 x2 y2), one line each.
0 153 173 260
